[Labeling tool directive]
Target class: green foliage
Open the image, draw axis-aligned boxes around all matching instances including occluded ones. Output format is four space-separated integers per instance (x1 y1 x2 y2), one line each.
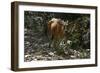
67 14 90 50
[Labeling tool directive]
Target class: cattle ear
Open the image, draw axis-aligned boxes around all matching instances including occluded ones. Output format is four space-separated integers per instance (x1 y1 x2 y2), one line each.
48 20 53 25
58 19 63 25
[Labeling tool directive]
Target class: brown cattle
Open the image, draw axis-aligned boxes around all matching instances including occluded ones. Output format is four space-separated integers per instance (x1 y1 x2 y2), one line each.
48 18 65 48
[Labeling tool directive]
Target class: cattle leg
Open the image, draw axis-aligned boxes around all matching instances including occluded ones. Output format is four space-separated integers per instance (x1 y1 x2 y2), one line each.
48 35 54 48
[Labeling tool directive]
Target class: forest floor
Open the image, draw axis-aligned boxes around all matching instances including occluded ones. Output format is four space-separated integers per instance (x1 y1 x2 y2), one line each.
24 29 90 62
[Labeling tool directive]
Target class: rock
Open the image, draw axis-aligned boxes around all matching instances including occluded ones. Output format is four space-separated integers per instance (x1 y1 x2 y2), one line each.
26 41 30 45
34 58 37 61
24 28 27 32
31 56 35 59
25 54 31 58
68 49 74 55
58 56 64 60
36 55 42 58
47 57 52 60
24 36 28 39
36 55 43 60
64 51 68 55
24 28 27 34
70 55 76 59
45 55 49 57
31 50 35 53
48 52 54 56
51 56 58 60
67 40 72 45
86 49 90 52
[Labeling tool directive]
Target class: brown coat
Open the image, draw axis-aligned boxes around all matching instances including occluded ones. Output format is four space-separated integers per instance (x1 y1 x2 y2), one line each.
48 18 64 41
